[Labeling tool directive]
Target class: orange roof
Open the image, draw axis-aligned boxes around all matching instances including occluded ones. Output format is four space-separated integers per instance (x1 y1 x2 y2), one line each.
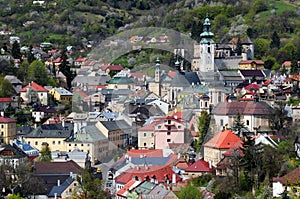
204 130 241 149
19 81 48 92
127 149 163 158
168 71 176 78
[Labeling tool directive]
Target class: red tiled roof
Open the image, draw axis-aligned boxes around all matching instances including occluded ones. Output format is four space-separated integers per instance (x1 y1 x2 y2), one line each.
222 140 243 156
273 167 300 185
19 81 48 92
263 79 272 86
139 122 156 131
114 165 180 184
116 179 140 196
131 72 147 79
127 149 163 158
34 160 82 174
100 64 123 71
75 57 87 62
0 116 17 123
185 159 213 173
0 98 13 102
53 57 62 63
168 71 176 78
244 83 260 90
204 130 241 149
282 61 292 67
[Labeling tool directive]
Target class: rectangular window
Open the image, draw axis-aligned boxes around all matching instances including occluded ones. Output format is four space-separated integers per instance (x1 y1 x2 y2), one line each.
220 119 224 126
144 133 147 137
52 141 55 145
167 139 171 142
35 141 38 146
1 125 4 128
58 141 61 145
246 120 250 125
167 132 171 135
158 126 161 129
69 144 71 146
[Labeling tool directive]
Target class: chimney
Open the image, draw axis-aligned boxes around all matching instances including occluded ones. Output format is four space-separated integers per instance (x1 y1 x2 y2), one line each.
57 179 60 186
172 173 176 184
209 161 212 169
54 193 57 199
62 120 65 127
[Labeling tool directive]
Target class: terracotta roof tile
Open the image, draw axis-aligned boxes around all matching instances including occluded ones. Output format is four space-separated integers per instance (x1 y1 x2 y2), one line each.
185 159 213 173
0 116 17 123
114 165 180 184
116 179 141 196
204 130 241 149
127 149 163 158
19 81 48 92
0 98 14 102
273 167 300 185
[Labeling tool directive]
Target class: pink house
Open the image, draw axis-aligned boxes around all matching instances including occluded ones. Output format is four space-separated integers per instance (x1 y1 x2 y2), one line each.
154 112 186 149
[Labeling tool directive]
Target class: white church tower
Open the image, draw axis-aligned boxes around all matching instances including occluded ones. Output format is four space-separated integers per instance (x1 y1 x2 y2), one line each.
199 17 215 72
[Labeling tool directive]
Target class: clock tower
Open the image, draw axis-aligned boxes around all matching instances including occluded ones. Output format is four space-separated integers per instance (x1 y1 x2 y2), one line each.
199 17 215 72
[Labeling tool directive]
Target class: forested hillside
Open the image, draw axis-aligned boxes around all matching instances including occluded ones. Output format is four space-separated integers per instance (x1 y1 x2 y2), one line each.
0 0 300 69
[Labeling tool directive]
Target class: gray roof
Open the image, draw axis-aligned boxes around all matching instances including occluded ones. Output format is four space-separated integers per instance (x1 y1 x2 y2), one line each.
25 123 73 138
100 120 131 131
171 72 200 87
53 87 73 96
73 124 108 142
72 75 111 86
48 176 75 197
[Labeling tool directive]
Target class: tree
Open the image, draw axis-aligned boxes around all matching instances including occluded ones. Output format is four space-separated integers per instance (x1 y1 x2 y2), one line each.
11 41 21 60
235 37 243 56
27 45 35 64
254 38 270 59
239 135 264 194
232 112 246 135
75 168 108 199
59 49 76 89
178 184 202 199
0 76 15 97
28 60 49 86
270 31 280 49
196 111 211 151
39 143 52 162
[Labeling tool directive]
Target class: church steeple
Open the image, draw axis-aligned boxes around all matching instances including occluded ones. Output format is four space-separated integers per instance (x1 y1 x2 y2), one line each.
199 16 215 72
155 57 160 83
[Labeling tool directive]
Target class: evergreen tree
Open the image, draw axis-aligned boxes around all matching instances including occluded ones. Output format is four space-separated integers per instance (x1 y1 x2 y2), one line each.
270 31 280 49
232 112 246 135
235 38 243 56
197 111 211 151
11 41 22 60
27 45 35 64
59 49 76 89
